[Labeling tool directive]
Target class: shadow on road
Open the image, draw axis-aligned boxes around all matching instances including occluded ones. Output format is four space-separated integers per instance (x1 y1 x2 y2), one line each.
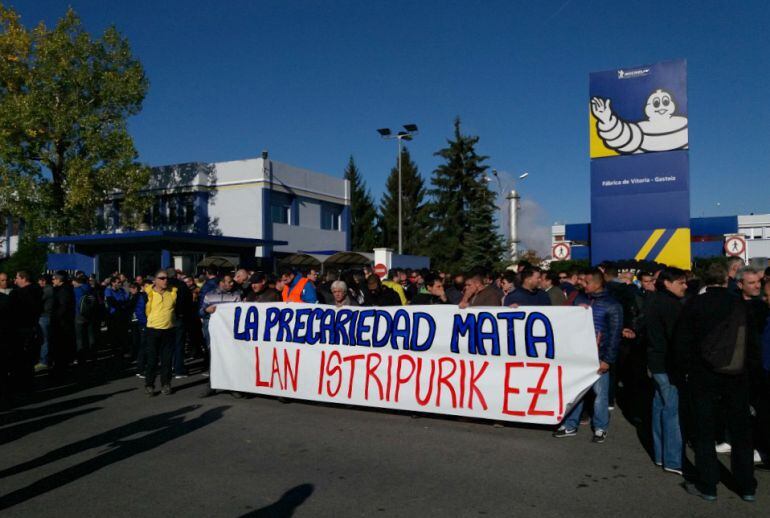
0 388 136 427
0 407 101 446
0 404 230 510
240 483 315 518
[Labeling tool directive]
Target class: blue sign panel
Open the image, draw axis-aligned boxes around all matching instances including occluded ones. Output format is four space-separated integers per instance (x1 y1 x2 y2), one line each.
589 60 691 268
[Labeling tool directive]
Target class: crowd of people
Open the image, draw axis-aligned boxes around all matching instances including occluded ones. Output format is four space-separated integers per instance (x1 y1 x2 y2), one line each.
1 256 769 501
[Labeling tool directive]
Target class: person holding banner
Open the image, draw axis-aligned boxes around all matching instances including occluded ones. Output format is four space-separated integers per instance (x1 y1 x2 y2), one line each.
554 269 622 443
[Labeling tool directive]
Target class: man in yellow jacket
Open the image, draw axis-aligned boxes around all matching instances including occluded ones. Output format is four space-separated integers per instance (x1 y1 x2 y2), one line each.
144 270 178 396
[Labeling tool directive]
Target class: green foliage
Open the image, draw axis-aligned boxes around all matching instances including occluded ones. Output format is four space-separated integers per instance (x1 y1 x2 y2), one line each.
0 236 47 274
0 5 150 238
344 156 380 252
379 146 430 255
428 118 504 272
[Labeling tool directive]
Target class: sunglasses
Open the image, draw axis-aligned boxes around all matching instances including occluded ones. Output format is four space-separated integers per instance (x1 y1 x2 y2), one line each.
156 276 168 280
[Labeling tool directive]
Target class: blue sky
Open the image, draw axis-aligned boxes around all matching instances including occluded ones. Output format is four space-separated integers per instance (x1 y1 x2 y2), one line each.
11 0 770 251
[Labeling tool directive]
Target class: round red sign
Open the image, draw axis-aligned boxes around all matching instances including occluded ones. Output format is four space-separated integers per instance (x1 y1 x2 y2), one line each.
373 263 388 277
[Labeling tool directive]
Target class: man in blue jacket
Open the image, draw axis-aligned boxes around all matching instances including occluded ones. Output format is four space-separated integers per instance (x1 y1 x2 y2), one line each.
105 276 131 358
129 282 148 377
554 268 623 443
504 269 551 307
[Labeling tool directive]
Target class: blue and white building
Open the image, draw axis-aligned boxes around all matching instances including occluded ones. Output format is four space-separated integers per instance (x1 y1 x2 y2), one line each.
34 153 351 276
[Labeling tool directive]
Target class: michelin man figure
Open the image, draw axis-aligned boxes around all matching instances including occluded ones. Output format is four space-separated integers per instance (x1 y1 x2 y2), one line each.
591 89 688 154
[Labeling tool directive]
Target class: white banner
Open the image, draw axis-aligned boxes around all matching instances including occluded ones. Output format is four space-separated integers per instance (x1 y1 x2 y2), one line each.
210 303 600 425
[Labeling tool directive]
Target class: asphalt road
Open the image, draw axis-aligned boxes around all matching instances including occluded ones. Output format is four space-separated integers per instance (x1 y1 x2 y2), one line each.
1 359 768 517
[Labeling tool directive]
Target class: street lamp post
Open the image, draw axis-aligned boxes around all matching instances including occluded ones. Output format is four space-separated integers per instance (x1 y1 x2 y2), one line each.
377 124 418 255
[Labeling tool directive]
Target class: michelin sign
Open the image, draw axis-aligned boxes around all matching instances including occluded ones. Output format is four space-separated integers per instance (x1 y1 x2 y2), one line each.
589 60 691 269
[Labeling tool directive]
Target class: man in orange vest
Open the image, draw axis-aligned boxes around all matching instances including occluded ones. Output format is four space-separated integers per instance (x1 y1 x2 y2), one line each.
280 267 318 303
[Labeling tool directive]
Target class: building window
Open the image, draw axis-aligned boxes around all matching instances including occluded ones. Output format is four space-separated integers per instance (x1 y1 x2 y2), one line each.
271 205 289 224
271 192 292 225
321 203 342 231
183 196 195 225
168 198 177 226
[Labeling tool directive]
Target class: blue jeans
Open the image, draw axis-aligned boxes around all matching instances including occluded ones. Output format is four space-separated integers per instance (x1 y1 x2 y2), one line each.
652 373 683 469
563 371 610 432
38 315 50 365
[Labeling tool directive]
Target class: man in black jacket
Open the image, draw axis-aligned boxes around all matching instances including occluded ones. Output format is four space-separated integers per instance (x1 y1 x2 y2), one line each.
645 267 687 475
412 273 450 305
166 268 192 378
9 271 42 392
675 263 758 501
363 276 401 307
51 272 75 371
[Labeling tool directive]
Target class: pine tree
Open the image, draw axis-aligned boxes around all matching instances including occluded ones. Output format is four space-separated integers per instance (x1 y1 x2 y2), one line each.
343 156 380 251
379 146 430 255
428 118 504 272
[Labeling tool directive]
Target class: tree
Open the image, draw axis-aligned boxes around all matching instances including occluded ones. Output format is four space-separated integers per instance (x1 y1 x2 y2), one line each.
379 146 430 255
0 5 150 238
343 156 380 251
428 117 504 272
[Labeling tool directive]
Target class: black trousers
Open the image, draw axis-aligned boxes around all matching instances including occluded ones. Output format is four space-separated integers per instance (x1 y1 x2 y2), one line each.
144 328 174 388
689 374 755 496
74 319 96 362
107 313 130 354
131 322 147 374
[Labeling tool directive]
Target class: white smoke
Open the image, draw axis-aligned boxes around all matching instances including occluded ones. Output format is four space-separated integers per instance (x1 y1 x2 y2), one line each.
490 170 552 258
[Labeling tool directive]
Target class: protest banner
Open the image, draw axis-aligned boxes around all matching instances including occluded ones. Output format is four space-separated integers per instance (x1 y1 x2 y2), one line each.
209 303 600 425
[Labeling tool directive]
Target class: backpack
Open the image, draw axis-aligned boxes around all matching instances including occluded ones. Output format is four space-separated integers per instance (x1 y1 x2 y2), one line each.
699 301 747 375
79 292 98 322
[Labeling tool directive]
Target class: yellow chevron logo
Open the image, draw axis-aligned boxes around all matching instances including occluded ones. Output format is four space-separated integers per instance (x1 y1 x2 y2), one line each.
634 228 691 269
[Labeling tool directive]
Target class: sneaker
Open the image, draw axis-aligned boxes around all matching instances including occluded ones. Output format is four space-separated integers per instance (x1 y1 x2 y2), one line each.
174 374 189 380
135 373 145 379
664 467 683 476
145 386 155 397
741 494 756 503
34 363 49 372
608 405 615 411
715 442 732 453
592 430 607 444
683 482 716 502
553 427 577 438
201 371 210 378
161 385 172 396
